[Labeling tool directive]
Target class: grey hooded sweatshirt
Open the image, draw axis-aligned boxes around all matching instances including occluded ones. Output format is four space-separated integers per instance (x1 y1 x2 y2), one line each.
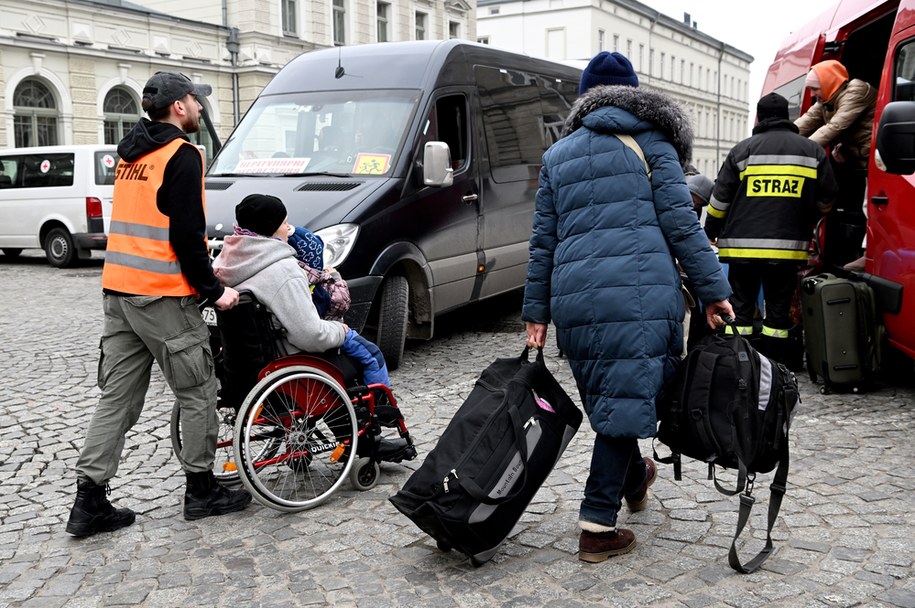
213 235 346 353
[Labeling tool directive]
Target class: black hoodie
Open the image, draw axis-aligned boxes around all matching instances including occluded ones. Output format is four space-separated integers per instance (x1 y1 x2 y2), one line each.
114 118 223 302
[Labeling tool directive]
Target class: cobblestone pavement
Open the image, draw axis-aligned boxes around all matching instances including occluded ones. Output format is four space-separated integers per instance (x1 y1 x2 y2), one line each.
1 252 913 608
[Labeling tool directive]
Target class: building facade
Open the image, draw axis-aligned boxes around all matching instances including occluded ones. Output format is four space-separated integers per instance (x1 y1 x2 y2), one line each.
0 0 475 158
476 0 752 175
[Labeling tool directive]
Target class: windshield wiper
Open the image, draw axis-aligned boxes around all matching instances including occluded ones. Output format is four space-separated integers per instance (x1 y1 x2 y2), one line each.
208 172 275 178
286 171 353 178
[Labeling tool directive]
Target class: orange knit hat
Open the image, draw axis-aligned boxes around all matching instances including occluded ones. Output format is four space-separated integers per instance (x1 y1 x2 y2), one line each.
810 60 849 101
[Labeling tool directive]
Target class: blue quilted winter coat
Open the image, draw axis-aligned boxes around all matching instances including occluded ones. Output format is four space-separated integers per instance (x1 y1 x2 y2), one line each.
522 85 731 438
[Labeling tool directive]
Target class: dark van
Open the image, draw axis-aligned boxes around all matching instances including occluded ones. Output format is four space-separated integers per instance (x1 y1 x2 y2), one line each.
204 40 581 368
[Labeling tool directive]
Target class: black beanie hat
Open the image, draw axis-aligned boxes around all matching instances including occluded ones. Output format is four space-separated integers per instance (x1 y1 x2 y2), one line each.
579 51 639 95
757 92 789 121
236 194 287 236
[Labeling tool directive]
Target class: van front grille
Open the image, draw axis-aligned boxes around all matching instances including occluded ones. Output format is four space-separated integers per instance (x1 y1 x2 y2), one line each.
296 182 362 192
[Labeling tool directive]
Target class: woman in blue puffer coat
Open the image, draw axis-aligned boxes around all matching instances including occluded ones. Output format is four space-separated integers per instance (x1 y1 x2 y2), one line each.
522 52 733 563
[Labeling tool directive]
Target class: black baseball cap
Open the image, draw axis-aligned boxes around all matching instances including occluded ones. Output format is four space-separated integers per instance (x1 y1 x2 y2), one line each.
142 71 212 112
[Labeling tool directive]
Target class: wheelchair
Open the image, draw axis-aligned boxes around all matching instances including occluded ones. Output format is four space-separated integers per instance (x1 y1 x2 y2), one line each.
170 293 416 512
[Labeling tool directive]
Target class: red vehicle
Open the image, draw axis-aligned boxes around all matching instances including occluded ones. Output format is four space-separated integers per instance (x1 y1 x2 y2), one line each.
763 0 914 361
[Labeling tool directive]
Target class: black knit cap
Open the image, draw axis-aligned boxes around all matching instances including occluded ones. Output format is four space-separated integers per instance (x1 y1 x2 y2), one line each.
579 51 639 95
236 194 287 236
757 92 789 121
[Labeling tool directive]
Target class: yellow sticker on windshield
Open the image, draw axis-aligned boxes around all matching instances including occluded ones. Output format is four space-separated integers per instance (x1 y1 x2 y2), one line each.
352 153 391 175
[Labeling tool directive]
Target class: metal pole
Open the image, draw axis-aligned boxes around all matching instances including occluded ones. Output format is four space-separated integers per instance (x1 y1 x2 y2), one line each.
227 27 241 126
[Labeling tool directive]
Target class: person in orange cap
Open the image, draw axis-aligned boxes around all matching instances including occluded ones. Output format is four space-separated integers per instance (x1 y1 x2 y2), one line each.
796 60 876 270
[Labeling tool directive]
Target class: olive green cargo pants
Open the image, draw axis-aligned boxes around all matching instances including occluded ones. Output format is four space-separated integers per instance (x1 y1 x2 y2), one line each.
76 294 217 484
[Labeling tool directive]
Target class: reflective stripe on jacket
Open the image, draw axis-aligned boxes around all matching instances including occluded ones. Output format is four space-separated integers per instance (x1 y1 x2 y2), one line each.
706 119 837 263
102 139 205 296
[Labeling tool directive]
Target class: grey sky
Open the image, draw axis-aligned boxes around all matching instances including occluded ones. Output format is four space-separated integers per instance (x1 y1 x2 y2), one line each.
639 0 838 103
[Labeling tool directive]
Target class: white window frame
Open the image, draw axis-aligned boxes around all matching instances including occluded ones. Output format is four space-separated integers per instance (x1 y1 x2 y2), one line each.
333 0 346 46
415 11 427 40
282 0 297 35
377 1 390 42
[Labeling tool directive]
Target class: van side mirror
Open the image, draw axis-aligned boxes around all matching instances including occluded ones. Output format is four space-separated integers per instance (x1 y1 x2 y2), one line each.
423 141 454 187
876 101 915 174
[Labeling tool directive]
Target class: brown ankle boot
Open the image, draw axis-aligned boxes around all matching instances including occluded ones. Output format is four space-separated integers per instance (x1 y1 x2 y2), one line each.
624 457 657 511
578 528 636 563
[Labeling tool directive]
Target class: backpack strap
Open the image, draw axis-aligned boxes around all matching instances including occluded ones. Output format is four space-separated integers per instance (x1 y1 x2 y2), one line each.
614 134 652 180
727 376 794 573
727 445 789 573
710 333 756 495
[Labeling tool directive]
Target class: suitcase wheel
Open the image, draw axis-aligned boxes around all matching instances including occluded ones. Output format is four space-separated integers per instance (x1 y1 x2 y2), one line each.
469 557 485 568
436 539 452 552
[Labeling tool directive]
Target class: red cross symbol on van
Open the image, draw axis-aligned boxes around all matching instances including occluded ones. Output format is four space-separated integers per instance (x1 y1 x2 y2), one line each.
40 159 51 173
103 155 115 168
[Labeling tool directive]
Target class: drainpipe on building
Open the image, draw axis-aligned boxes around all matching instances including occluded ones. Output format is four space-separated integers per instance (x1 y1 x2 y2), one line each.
647 12 658 82
716 41 724 165
226 27 241 126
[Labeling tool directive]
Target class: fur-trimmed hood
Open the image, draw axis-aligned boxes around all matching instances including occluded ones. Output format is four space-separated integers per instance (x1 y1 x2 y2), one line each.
563 85 694 167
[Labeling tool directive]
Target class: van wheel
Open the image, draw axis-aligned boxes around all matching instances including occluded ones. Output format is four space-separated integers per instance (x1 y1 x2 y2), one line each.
1 248 22 258
45 228 77 268
376 275 408 370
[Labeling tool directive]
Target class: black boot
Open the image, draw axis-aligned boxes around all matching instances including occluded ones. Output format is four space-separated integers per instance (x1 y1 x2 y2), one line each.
184 470 252 521
65 479 136 537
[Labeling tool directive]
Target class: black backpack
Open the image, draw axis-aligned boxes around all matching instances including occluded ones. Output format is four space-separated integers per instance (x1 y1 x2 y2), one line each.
655 329 799 573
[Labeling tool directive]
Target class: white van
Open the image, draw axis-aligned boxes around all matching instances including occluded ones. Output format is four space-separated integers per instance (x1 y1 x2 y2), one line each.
0 144 117 267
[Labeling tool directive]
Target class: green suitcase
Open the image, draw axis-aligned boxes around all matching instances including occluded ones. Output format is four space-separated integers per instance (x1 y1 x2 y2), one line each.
800 273 880 392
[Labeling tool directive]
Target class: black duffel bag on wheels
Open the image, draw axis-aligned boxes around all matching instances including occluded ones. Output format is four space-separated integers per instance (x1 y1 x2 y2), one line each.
389 348 582 566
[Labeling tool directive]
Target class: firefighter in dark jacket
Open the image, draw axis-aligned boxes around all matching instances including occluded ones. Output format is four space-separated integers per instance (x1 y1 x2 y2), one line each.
706 93 838 368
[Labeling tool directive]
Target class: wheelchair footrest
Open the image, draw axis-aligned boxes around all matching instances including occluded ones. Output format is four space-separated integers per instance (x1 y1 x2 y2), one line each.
375 437 417 463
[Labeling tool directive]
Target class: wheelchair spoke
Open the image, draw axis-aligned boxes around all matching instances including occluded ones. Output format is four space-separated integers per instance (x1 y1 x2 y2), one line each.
234 367 358 511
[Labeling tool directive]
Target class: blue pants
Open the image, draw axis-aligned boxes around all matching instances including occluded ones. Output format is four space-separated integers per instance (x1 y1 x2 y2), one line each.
579 435 647 528
339 329 390 386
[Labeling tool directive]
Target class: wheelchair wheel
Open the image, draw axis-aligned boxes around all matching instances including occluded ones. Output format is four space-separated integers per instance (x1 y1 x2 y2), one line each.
170 400 239 484
349 457 380 491
234 366 358 512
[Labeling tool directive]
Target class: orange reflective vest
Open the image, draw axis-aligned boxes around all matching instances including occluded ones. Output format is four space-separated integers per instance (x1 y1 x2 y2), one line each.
102 139 205 296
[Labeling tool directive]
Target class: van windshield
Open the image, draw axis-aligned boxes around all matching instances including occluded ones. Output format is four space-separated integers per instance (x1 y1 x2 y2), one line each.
209 90 420 177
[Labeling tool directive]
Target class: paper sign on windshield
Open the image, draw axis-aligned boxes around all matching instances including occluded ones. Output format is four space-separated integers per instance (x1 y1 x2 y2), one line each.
352 153 391 175
235 158 311 174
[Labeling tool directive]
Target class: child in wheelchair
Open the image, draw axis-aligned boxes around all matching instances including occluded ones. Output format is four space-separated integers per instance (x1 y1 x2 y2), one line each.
201 194 415 510
286 224 351 323
214 193 389 388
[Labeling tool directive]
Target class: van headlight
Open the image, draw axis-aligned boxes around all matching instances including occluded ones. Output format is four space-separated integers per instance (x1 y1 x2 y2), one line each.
315 223 360 268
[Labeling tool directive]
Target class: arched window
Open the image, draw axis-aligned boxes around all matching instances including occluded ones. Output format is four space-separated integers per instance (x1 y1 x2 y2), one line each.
13 78 59 147
186 98 215 166
103 87 139 144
